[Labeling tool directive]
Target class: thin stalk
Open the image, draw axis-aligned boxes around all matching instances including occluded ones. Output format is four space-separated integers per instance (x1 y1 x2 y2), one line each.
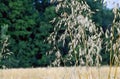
113 47 119 79
108 52 112 79
108 26 114 79
114 62 118 79
68 28 78 66
108 8 117 79
83 27 88 67
98 67 101 79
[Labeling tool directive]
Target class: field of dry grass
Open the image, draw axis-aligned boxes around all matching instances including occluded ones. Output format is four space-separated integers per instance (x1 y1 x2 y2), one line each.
0 66 120 79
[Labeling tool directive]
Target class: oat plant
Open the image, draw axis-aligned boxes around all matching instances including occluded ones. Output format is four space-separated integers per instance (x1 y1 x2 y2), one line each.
0 25 12 68
47 0 103 68
104 5 120 79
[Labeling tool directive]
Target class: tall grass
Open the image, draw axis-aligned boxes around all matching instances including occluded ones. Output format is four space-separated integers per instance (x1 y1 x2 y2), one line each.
105 5 120 79
47 0 120 79
47 0 102 67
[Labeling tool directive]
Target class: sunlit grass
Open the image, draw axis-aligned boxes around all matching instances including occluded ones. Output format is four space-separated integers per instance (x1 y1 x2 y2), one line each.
0 66 120 79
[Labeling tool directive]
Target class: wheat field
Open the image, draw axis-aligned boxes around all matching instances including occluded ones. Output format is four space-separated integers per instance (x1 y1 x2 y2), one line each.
0 66 120 79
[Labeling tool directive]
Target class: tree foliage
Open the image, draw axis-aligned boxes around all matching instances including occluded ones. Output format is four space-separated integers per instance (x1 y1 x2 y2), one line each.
0 0 56 68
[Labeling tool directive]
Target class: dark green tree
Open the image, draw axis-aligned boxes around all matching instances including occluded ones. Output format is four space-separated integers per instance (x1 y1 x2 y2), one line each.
0 0 56 68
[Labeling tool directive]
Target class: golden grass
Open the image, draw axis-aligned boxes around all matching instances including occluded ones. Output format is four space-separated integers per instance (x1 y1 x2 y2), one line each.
0 66 120 79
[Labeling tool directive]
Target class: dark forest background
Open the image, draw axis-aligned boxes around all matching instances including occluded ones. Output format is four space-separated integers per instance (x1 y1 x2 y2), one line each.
0 0 116 68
